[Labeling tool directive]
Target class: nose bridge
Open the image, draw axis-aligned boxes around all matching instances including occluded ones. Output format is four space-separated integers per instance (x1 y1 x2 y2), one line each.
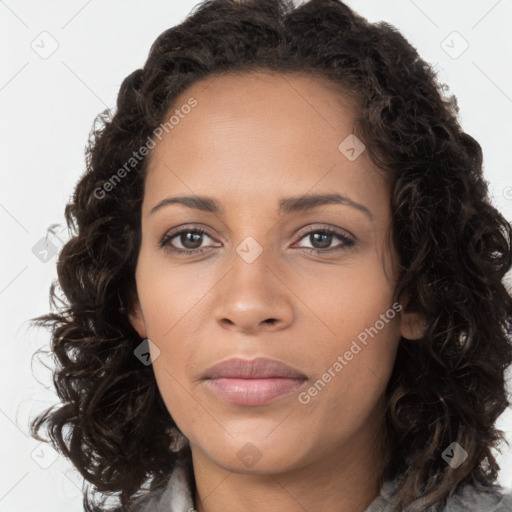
229 233 276 300
212 231 293 331
226 208 276 274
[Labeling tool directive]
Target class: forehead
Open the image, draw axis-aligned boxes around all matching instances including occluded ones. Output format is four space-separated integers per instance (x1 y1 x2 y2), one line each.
144 70 385 212
151 70 360 154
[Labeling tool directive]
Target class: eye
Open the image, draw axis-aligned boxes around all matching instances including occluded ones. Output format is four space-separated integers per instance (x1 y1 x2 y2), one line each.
293 227 355 254
159 225 355 256
160 227 219 255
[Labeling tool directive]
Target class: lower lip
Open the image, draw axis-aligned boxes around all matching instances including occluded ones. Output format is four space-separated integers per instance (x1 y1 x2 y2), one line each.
204 377 306 406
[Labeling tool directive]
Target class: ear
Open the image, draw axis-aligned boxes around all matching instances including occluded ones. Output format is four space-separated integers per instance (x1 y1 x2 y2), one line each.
398 292 427 340
128 294 147 340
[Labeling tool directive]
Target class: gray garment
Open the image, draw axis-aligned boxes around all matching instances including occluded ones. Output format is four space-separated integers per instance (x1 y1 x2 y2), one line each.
130 463 512 512
364 478 512 512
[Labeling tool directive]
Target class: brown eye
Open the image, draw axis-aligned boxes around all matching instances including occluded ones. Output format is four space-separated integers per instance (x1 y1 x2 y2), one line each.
160 228 218 255
176 230 205 250
294 228 355 253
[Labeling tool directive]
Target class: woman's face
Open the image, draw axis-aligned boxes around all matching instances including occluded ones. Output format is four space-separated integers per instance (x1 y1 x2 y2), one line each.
129 71 423 476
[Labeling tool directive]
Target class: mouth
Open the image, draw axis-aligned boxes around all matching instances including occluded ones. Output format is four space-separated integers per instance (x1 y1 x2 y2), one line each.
202 357 307 406
204 377 306 406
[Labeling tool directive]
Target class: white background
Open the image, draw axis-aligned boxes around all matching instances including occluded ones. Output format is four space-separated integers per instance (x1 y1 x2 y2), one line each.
1 1 511 510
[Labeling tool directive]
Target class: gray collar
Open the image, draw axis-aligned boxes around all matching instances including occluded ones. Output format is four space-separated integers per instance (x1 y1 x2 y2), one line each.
130 464 512 512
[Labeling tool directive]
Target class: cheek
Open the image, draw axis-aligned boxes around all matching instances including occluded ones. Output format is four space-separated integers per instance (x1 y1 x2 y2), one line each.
136 257 209 341
295 260 400 404
299 318 399 441
149 331 198 427
289 251 398 343
150 340 214 445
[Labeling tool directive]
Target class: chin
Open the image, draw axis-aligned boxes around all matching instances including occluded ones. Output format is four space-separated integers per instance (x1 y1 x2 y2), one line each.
197 437 305 475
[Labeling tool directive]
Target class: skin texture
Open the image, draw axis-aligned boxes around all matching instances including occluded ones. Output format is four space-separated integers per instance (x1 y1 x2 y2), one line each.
129 71 425 512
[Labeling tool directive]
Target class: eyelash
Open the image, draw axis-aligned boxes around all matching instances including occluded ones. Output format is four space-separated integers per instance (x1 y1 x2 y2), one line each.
159 225 355 256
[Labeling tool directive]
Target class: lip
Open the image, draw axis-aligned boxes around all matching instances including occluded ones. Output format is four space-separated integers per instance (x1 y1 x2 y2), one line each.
204 377 306 406
202 357 307 380
202 357 307 406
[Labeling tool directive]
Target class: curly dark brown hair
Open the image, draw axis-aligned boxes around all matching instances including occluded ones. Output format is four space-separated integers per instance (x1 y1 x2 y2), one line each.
29 0 512 510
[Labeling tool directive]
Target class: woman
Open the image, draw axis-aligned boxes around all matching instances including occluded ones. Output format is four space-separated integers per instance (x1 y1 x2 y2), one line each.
30 0 512 510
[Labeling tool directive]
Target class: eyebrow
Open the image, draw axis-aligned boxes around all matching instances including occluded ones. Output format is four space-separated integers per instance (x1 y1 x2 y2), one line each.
149 193 374 220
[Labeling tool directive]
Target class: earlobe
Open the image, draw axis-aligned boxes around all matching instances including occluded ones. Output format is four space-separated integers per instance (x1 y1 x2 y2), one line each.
398 292 427 340
400 310 427 340
128 297 147 339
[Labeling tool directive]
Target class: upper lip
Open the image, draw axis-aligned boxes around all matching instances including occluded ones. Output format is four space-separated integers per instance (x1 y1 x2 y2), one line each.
202 357 307 380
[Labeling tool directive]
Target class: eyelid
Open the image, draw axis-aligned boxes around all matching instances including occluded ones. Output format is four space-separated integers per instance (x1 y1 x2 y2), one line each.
159 224 219 250
293 223 355 243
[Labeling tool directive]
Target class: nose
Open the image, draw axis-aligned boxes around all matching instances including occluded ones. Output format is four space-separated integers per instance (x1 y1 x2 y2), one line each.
212 244 294 334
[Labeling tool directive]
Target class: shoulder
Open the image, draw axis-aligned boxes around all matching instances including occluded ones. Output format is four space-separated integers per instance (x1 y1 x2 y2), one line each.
373 479 512 512
122 462 194 512
443 483 512 511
